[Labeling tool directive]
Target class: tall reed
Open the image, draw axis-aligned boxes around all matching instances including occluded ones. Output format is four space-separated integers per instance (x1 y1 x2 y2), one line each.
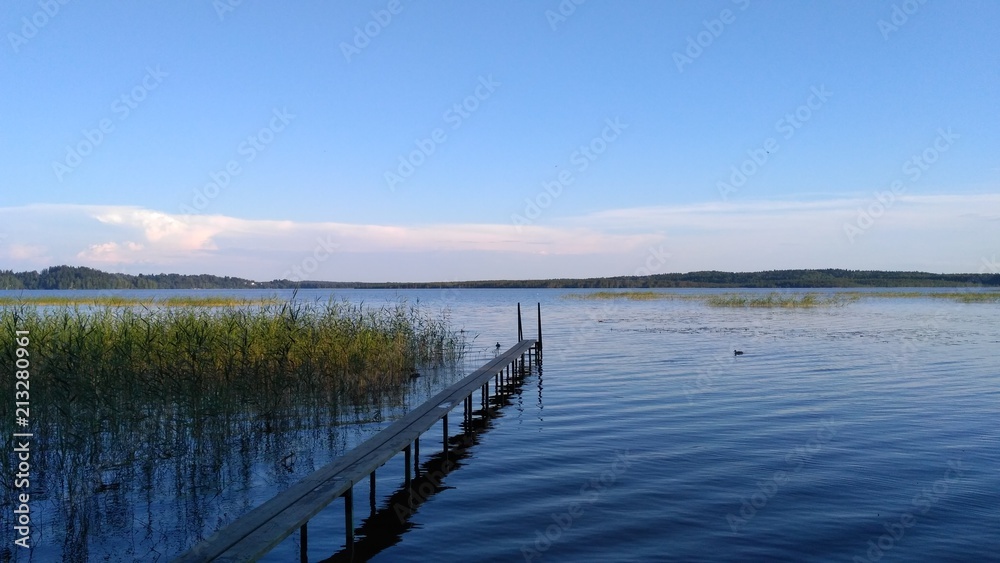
0 297 469 558
705 293 858 308
1 298 465 425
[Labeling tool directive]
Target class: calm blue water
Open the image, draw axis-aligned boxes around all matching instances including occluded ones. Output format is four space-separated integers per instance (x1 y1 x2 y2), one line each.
2 288 998 561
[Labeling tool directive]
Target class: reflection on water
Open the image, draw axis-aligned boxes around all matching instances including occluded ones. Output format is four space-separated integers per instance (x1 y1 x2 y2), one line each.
319 364 540 562
0 358 472 562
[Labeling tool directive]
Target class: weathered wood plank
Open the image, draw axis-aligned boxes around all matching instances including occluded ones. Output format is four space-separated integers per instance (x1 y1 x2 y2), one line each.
175 339 537 562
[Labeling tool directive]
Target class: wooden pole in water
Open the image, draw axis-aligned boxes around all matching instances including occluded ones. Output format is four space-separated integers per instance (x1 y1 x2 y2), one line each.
344 487 354 550
370 471 376 516
414 437 420 477
518 302 523 341
300 523 308 563
537 302 542 353
404 445 411 487
443 414 449 456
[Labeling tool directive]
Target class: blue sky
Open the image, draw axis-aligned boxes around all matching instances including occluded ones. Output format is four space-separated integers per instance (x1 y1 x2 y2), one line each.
2 0 998 281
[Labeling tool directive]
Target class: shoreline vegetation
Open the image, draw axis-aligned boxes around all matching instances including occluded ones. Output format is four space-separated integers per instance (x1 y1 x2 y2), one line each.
0 295 283 307
2 265 999 290
565 290 1000 307
0 297 469 558
2 298 467 417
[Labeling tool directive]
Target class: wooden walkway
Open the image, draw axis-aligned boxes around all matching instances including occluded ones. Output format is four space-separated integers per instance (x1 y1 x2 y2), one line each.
176 304 541 562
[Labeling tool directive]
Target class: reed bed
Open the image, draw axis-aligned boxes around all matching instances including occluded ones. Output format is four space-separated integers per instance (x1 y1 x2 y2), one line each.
565 290 1000 306
826 291 1000 303
0 298 467 521
1 299 465 423
0 297 471 558
704 293 858 308
0 295 282 307
943 291 1000 303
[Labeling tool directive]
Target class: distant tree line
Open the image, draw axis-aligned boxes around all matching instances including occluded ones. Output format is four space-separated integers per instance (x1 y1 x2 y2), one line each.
0 265 275 290
348 269 1000 289
0 265 997 290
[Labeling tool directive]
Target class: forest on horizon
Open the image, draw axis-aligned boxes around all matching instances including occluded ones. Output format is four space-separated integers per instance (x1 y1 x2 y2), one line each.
1 265 998 291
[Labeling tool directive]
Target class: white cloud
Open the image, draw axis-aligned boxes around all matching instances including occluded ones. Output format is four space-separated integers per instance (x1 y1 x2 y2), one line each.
76 241 146 263
0 195 997 281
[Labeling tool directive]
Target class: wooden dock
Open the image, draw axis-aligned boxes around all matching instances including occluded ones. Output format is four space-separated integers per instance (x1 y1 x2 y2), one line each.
176 303 542 562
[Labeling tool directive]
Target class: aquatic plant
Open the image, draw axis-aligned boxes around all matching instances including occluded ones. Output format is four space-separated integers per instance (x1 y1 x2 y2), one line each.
704 293 858 308
566 289 1000 306
945 291 1000 303
838 290 1000 303
2 298 465 419
0 295 282 307
0 296 470 558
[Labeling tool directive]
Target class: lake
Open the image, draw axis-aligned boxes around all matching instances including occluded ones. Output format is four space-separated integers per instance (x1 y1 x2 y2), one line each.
2 288 998 562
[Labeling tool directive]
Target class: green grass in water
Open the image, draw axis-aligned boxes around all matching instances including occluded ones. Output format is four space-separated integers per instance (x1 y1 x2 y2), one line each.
705 292 857 308
565 290 1000 306
0 295 282 307
0 298 472 530
0 299 468 431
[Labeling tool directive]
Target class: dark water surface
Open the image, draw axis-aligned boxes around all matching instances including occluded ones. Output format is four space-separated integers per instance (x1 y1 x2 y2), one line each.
2 288 998 561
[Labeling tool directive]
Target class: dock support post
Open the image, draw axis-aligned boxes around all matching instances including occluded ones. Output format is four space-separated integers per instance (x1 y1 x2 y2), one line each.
414 437 420 477
404 445 412 487
537 302 543 359
345 487 354 550
370 471 377 515
518 302 523 341
300 523 308 563
443 414 449 456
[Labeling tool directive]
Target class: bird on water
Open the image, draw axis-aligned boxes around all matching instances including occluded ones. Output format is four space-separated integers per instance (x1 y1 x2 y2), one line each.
734 350 744 356
495 342 501 356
